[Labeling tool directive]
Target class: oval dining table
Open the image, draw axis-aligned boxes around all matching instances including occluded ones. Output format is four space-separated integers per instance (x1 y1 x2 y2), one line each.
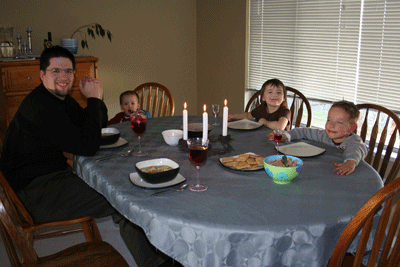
73 115 383 267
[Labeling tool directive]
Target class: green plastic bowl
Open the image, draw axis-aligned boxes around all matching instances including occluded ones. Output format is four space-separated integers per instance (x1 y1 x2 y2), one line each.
264 155 303 184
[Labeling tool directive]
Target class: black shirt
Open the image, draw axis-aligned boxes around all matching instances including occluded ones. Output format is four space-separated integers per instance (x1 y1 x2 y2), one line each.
251 104 290 129
0 83 108 192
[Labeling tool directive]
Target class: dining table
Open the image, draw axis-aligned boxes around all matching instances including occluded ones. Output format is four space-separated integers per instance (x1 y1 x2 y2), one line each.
73 115 383 267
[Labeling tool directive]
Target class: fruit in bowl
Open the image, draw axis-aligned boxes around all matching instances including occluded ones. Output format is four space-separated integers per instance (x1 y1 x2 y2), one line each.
135 158 180 184
162 129 183 146
264 155 303 184
100 128 120 146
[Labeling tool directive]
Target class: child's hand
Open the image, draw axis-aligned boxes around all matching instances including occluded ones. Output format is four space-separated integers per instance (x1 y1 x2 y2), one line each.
333 160 356 175
228 115 235 121
267 132 275 141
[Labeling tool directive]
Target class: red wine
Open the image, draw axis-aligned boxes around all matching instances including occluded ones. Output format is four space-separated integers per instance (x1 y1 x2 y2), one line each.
131 122 146 136
274 134 282 143
189 145 208 166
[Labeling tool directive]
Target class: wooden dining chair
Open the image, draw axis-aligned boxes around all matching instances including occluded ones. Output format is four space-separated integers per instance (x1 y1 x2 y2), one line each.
327 177 400 267
356 103 400 185
0 186 129 267
245 86 312 129
133 82 175 117
0 171 126 266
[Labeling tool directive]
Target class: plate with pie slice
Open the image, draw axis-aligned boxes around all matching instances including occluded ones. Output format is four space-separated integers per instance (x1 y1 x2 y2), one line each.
219 152 264 171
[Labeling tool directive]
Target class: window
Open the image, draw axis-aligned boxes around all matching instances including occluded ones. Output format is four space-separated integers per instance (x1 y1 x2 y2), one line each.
248 0 400 114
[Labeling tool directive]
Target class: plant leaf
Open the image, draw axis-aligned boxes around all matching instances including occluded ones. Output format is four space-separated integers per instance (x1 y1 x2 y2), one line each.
107 30 113 42
81 40 85 49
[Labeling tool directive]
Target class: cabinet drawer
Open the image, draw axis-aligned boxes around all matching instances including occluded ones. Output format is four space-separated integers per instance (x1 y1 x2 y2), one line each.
3 94 26 126
2 66 40 92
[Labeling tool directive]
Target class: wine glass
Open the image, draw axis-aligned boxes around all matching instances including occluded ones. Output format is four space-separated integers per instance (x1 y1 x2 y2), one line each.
212 104 220 126
273 129 283 153
130 111 148 156
187 138 209 192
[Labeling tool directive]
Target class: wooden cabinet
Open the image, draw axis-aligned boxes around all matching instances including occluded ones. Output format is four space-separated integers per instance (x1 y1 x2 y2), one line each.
0 56 98 138
0 56 98 164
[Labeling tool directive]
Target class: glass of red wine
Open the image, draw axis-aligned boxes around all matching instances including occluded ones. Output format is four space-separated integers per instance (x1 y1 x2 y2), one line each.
130 111 148 156
273 129 283 153
187 137 209 192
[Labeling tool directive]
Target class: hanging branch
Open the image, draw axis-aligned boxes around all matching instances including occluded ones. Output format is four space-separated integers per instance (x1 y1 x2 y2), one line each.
70 23 113 49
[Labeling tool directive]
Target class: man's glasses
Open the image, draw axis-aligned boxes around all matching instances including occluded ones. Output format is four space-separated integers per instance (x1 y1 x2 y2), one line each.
46 68 76 77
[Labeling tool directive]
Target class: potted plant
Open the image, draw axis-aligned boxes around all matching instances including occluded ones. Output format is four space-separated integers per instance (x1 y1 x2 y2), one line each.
60 23 112 54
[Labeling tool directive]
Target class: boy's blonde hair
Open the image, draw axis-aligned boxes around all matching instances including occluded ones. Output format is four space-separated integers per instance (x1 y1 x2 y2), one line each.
331 100 360 124
120 91 139 104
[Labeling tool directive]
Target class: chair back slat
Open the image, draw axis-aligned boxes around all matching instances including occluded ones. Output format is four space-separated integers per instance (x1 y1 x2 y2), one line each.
368 197 392 266
0 172 34 226
327 178 400 267
359 108 369 142
380 129 397 178
356 104 400 185
353 216 373 265
0 221 22 266
245 86 312 129
378 197 400 266
366 110 380 164
0 188 38 265
134 83 175 117
373 116 390 168
158 90 165 117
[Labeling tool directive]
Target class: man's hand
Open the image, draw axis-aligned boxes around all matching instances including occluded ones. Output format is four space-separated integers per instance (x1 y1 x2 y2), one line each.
333 160 356 175
79 77 103 100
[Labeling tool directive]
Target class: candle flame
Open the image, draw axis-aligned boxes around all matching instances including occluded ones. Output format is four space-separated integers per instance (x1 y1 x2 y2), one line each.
203 104 207 112
184 102 187 109
224 99 227 106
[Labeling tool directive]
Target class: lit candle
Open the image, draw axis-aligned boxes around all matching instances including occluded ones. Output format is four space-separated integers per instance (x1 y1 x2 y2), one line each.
203 104 208 141
183 102 188 140
222 99 228 136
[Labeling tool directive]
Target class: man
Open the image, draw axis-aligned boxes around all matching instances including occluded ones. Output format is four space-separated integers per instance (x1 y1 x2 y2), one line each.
0 46 178 267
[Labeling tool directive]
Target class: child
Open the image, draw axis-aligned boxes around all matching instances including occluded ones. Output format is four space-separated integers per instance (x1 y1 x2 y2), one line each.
108 91 151 125
228 78 291 130
268 100 367 175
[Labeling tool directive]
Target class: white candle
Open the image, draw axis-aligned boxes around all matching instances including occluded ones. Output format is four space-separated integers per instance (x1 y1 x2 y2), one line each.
183 102 188 140
203 104 208 141
222 99 228 136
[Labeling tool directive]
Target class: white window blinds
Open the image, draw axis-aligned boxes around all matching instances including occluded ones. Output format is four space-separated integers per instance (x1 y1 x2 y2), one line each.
248 0 400 112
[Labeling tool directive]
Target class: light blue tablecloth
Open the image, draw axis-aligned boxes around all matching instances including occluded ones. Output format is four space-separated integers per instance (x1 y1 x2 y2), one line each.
74 116 383 267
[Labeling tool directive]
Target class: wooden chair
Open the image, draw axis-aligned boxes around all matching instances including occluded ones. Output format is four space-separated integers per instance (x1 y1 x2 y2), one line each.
327 177 400 267
133 82 175 117
0 171 128 266
356 104 400 185
0 186 129 267
245 86 312 129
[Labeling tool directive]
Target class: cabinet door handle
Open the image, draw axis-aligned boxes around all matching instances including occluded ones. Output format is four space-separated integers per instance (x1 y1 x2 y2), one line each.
27 77 32 80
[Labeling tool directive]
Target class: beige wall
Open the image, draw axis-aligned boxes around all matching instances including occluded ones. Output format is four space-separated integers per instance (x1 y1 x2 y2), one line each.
0 0 246 117
197 0 247 115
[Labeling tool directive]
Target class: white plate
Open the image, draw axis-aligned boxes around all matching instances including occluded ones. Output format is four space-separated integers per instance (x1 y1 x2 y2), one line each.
277 142 326 157
100 137 128 149
228 119 263 130
219 152 264 171
129 172 186 189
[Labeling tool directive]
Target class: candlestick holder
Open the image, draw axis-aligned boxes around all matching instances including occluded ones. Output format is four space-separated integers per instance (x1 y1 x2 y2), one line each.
179 134 233 156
